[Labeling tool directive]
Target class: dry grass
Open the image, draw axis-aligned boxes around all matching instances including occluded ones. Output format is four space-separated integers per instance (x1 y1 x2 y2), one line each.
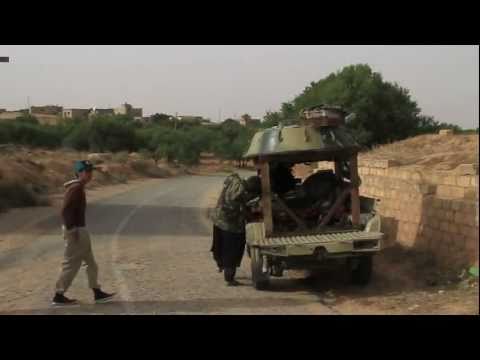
0 146 178 212
362 134 479 170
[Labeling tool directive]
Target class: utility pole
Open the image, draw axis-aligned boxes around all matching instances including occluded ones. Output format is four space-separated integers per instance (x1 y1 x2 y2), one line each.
175 112 178 130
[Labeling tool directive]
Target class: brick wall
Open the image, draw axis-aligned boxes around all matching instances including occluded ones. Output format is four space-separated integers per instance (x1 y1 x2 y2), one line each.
356 159 479 268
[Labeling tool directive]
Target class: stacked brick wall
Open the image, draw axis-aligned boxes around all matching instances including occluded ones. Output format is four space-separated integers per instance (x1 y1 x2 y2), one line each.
358 160 478 268
314 159 478 268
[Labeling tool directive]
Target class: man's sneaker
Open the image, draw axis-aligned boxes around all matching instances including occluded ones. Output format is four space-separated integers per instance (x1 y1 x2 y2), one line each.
93 289 116 304
226 280 241 287
51 293 79 307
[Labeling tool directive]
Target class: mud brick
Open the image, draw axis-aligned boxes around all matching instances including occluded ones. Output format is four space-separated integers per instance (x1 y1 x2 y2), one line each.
445 210 456 222
460 225 477 238
376 169 386 177
470 176 479 187
439 221 450 232
432 198 443 209
448 223 460 235
463 201 476 213
442 199 453 210
400 171 410 180
464 188 476 200
454 164 478 176
443 176 457 186
465 214 477 227
454 212 469 225
429 217 441 229
410 172 422 182
465 236 479 253
451 200 463 212
387 168 401 178
456 176 473 187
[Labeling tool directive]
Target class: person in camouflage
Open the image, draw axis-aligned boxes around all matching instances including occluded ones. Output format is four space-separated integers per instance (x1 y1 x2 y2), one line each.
210 173 261 286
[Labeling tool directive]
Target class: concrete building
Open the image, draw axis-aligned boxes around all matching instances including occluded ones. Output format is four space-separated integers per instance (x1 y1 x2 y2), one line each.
90 108 115 117
0 109 30 121
238 114 261 127
114 103 143 121
63 108 91 120
30 105 63 116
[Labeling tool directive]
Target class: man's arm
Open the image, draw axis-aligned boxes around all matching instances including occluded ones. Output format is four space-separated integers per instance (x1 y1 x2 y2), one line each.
61 185 82 236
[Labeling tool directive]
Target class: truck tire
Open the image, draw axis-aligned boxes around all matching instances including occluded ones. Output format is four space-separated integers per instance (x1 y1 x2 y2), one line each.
350 256 373 286
251 247 269 290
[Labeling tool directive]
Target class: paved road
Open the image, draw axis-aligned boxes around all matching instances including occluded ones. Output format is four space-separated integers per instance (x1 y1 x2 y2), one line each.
0 174 335 315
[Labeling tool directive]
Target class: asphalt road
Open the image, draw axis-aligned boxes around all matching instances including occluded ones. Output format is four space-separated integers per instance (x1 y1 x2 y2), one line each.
0 173 335 315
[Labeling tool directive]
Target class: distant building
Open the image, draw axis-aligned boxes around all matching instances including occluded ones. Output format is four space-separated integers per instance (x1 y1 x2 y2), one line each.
238 114 261 127
30 105 63 116
90 108 115 117
0 109 31 121
25 105 63 125
177 115 206 126
114 103 143 121
63 108 91 120
0 111 24 121
178 115 203 121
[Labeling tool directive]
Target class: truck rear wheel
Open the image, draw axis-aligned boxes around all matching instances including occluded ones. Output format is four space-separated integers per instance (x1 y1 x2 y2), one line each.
349 256 373 286
251 247 270 290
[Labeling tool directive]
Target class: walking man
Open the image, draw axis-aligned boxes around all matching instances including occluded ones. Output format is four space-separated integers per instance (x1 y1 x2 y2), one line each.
210 173 261 286
52 160 115 306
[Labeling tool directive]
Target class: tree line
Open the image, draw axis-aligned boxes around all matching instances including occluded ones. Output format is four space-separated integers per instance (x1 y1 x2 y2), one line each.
0 113 259 166
1 63 475 163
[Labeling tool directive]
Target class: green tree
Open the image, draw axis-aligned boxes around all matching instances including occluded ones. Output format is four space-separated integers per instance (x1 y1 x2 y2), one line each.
150 113 174 127
221 118 243 143
267 64 462 147
262 111 282 128
63 122 91 150
88 115 136 152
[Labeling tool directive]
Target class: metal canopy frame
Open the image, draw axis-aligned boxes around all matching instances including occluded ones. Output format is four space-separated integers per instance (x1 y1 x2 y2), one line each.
256 152 361 238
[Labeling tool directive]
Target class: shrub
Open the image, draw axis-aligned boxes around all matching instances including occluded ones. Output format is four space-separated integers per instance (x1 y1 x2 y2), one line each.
0 182 40 209
112 151 130 164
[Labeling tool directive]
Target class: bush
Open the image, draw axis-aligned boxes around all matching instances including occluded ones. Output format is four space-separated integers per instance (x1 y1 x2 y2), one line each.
112 151 130 164
89 116 136 152
130 160 170 178
62 122 90 150
0 121 62 148
0 182 40 209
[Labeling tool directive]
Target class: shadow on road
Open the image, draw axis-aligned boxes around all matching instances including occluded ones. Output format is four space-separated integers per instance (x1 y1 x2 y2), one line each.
0 296 318 315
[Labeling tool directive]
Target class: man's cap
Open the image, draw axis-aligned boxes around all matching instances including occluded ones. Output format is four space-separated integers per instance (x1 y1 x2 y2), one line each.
74 160 95 174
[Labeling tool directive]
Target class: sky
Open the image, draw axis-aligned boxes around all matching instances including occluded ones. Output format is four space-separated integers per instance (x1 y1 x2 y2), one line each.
0 45 478 128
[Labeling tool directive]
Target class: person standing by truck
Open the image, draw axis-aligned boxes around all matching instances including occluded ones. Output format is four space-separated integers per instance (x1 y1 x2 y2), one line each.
210 173 261 286
52 160 115 306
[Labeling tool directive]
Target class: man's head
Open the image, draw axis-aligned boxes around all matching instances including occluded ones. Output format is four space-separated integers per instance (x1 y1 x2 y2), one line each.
245 175 261 199
74 160 94 184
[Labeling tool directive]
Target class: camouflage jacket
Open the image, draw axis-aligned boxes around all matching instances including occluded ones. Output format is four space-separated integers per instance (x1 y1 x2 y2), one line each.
211 173 249 234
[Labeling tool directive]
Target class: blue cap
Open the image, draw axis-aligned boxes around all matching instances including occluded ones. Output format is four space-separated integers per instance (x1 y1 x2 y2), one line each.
74 160 94 174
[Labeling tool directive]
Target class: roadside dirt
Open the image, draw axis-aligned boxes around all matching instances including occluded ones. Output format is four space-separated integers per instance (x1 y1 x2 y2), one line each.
320 246 479 315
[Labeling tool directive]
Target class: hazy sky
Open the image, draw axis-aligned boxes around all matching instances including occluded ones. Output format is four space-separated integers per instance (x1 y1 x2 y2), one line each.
1 45 478 128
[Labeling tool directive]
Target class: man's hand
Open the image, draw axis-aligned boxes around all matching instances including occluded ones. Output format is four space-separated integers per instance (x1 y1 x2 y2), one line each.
66 228 79 242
